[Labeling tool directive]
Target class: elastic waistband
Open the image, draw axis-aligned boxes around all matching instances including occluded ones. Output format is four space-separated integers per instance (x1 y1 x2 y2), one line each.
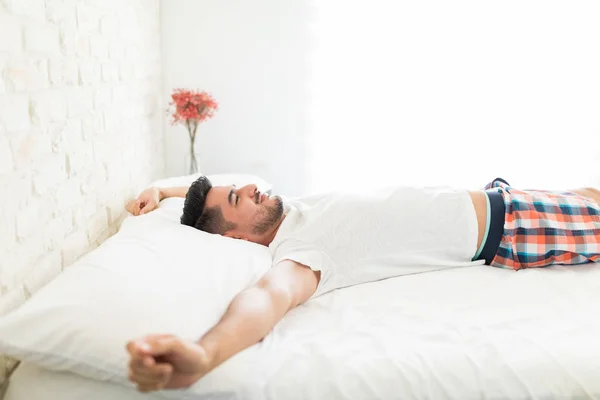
475 189 505 265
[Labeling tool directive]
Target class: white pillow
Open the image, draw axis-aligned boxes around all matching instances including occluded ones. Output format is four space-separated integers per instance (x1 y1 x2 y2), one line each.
0 182 273 398
151 172 273 194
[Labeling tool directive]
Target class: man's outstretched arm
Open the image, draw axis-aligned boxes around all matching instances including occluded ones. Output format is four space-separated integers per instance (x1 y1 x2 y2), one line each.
126 186 190 215
159 186 190 200
126 260 320 393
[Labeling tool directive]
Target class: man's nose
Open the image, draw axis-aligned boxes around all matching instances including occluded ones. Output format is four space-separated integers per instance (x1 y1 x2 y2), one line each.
239 184 258 197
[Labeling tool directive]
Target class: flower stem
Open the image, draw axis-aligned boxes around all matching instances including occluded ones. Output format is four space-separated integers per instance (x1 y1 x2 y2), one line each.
187 120 198 174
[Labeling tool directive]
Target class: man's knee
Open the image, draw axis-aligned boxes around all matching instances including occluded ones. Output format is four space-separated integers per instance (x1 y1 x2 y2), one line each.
578 188 600 203
583 187 600 194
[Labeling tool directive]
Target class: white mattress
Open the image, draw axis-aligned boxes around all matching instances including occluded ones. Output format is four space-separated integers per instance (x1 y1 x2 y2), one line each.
6 263 600 400
5 362 146 400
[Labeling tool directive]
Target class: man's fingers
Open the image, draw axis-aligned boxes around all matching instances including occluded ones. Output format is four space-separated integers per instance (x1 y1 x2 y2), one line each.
141 336 180 357
131 199 143 216
143 355 155 368
126 342 142 366
129 358 170 382
126 340 135 354
136 378 166 393
126 335 175 357
159 363 173 376
126 340 148 358
137 382 165 393
129 363 168 380
126 335 177 391
129 369 158 385
130 363 173 392
130 365 163 381
127 339 173 373
127 341 156 374
139 201 154 215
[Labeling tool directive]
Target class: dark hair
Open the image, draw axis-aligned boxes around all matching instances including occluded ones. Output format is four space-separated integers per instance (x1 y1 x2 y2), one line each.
180 176 236 234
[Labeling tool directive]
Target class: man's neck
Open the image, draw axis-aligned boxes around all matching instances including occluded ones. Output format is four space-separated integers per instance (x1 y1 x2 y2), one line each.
259 215 286 247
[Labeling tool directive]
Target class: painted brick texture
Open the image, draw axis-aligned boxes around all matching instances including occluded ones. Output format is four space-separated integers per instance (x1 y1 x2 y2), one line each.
0 0 165 382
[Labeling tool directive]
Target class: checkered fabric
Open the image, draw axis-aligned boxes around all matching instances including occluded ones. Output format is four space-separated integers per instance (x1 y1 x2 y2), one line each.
484 178 600 270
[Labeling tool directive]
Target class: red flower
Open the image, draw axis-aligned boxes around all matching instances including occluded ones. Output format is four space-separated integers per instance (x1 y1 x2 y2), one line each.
168 89 219 126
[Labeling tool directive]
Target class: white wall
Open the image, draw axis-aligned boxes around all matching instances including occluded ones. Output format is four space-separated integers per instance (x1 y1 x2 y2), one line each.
161 0 600 196
160 0 312 196
306 1 600 193
0 0 164 378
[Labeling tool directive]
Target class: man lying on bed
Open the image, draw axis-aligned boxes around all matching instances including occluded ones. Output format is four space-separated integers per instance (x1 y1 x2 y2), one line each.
124 176 600 393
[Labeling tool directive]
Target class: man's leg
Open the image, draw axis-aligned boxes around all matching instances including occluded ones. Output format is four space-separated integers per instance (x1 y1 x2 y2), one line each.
570 187 600 206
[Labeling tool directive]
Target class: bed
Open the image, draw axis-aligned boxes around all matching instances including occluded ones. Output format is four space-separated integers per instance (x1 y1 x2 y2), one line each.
2 175 600 400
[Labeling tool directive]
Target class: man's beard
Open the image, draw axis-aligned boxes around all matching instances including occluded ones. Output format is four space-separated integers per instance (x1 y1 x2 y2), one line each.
252 196 284 235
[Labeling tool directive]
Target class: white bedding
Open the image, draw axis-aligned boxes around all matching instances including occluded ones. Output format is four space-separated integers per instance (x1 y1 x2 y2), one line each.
6 262 600 399
6 362 147 400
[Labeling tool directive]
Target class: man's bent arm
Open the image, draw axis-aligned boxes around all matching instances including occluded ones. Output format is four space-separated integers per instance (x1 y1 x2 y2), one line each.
198 260 319 372
158 186 189 200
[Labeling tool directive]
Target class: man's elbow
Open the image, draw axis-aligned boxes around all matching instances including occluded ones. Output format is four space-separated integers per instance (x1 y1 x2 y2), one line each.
254 281 296 313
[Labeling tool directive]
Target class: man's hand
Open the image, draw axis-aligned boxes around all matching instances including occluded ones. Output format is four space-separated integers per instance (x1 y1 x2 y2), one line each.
125 261 319 393
126 187 161 216
126 334 211 393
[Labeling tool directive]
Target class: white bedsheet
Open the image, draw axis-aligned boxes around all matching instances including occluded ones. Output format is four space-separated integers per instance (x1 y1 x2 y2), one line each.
6 362 145 400
6 263 600 400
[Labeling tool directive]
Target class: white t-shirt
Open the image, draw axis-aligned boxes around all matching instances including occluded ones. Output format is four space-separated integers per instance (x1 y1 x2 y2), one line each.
269 186 483 298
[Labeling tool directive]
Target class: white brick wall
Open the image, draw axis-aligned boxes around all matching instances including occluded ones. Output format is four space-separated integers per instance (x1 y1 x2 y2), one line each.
0 0 165 383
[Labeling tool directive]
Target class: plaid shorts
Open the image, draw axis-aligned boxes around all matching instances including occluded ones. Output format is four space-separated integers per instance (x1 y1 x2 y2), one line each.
484 179 600 270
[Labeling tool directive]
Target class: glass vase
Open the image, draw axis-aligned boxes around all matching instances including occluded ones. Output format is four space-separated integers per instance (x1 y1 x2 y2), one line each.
186 149 200 175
